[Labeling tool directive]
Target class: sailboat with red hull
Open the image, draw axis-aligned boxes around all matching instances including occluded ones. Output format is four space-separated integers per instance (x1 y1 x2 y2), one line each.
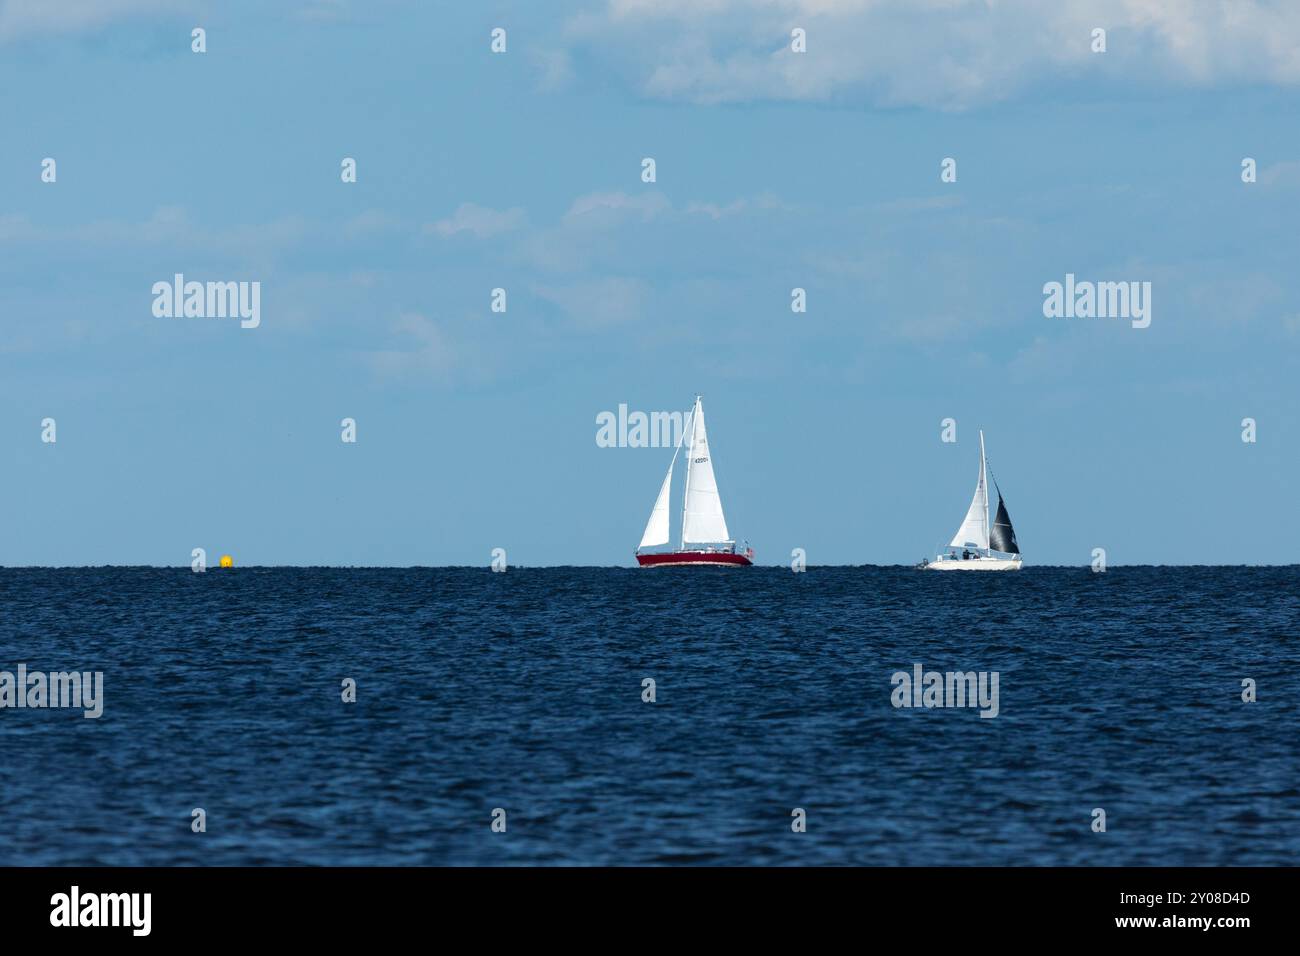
635 396 753 568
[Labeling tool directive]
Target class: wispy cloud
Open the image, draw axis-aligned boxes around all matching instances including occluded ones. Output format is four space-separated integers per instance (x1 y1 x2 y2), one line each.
682 193 793 219
295 0 351 23
562 191 671 225
0 0 191 42
0 205 310 256
534 276 650 329
359 312 457 381
531 47 576 92
1259 160 1300 187
564 0 1300 109
424 203 527 239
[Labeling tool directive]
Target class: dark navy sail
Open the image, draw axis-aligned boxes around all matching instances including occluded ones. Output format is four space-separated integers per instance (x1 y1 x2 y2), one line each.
989 487 1019 555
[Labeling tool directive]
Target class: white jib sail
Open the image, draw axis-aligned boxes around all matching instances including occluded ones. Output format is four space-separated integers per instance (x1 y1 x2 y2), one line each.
639 460 673 548
681 398 730 545
948 430 990 550
639 403 692 549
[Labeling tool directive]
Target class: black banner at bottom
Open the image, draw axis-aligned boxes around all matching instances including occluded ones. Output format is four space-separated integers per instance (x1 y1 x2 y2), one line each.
0 866 1279 941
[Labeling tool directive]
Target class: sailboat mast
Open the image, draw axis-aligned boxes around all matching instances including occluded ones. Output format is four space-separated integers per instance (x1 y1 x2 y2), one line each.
680 396 700 551
980 430 989 555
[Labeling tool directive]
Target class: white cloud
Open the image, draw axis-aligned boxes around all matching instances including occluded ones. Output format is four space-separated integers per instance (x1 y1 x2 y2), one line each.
534 277 650 328
361 312 456 380
565 0 1300 109
0 0 190 42
296 0 351 23
424 203 527 239
0 205 309 254
1260 160 1300 186
683 193 793 219
562 191 671 224
531 47 576 92
515 189 786 272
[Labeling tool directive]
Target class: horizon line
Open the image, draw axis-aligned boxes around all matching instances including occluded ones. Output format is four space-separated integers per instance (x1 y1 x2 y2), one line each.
0 563 1296 571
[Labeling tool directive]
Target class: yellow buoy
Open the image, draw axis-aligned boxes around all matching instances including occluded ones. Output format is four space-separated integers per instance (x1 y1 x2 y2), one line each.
219 555 233 568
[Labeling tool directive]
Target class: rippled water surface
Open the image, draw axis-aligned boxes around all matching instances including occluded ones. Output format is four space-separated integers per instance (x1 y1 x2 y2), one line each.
1 566 1297 865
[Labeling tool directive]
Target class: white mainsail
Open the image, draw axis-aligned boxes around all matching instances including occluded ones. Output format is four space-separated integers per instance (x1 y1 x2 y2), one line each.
639 461 673 548
681 397 730 545
948 430 990 551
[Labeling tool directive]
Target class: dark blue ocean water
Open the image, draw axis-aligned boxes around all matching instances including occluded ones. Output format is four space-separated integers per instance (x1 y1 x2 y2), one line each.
1 567 1297 866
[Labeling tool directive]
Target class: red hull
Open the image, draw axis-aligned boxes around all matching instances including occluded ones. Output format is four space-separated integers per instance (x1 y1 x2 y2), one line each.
636 550 753 567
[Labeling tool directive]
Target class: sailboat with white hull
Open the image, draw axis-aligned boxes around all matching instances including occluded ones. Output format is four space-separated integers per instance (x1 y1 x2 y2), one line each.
924 430 1022 571
635 396 753 567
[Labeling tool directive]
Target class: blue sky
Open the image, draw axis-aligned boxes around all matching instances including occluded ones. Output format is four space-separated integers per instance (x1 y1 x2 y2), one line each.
2 0 1299 566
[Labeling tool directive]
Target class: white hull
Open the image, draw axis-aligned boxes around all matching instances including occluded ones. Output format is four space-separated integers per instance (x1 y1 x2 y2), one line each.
927 555 1022 571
